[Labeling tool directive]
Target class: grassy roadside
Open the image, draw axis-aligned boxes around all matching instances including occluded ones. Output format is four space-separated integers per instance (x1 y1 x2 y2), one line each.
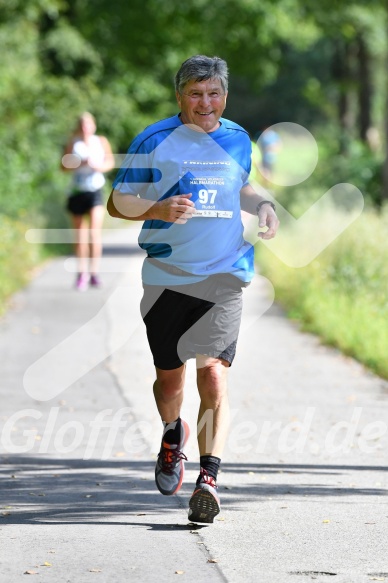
256 206 388 379
0 214 73 317
0 215 43 315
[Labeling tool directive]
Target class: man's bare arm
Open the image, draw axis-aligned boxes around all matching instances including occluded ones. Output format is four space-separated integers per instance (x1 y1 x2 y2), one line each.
107 189 154 220
107 189 196 224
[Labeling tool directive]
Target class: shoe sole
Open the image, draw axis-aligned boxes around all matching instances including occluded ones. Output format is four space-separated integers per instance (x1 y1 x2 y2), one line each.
188 489 220 524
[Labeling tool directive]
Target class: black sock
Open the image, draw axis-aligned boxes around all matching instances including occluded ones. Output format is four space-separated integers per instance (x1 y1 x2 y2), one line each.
197 455 221 484
162 417 182 445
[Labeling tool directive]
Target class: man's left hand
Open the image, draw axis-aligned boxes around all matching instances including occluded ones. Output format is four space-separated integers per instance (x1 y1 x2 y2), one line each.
257 205 279 239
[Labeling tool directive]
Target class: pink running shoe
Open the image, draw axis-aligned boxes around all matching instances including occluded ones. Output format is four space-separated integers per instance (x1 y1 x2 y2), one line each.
75 273 88 292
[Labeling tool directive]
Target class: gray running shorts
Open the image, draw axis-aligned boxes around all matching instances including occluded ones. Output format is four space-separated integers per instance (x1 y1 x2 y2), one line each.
140 273 248 370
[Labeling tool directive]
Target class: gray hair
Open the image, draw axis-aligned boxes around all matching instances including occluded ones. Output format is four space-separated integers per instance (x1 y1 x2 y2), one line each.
175 55 228 94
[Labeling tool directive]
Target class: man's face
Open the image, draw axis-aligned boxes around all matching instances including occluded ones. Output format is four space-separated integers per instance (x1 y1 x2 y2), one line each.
176 78 227 133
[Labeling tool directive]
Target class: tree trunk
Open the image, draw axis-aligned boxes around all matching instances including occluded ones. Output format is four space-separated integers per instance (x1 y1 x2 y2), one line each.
382 4 388 202
332 38 352 154
382 110 388 203
356 33 372 143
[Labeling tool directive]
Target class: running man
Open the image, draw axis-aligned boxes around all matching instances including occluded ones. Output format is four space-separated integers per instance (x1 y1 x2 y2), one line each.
108 55 279 523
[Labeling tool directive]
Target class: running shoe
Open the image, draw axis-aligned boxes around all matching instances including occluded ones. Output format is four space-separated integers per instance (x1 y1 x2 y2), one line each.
89 274 102 288
155 419 190 496
188 468 221 524
75 273 88 292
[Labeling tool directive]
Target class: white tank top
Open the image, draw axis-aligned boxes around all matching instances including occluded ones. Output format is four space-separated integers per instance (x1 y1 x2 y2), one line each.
71 135 106 192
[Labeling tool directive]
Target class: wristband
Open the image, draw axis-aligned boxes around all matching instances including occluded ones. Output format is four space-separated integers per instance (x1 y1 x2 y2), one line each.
256 200 276 215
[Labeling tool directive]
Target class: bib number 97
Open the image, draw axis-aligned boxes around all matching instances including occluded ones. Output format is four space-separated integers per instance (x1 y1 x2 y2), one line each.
198 189 217 205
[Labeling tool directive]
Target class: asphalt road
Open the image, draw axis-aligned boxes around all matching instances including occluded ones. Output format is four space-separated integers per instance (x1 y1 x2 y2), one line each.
1 226 387 583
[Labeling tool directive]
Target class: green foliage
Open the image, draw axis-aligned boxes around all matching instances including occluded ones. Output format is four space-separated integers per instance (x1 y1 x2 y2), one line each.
319 140 383 208
262 123 385 222
257 207 388 378
40 22 103 78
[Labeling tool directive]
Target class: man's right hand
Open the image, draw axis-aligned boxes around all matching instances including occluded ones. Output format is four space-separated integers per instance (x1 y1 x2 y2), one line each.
107 190 196 222
153 194 196 224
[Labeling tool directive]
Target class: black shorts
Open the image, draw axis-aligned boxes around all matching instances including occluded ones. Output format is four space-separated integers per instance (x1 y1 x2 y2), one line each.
140 273 247 370
66 190 103 215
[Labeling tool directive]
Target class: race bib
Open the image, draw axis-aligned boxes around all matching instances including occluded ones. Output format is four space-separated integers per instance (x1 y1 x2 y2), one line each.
179 161 235 219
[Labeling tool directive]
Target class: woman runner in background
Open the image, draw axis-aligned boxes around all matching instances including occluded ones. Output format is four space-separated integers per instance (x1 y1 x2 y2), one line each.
62 112 114 290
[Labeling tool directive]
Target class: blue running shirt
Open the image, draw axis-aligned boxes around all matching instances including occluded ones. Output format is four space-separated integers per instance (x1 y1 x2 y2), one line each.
113 114 254 285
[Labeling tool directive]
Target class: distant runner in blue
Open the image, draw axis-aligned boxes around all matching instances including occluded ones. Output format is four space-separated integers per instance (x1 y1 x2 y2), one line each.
258 126 282 185
108 55 279 523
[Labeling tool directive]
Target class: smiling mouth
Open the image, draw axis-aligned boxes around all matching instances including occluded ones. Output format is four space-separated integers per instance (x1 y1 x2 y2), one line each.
197 112 213 116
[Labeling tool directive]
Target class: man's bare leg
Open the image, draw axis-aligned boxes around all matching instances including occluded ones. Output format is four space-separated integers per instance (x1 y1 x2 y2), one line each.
196 355 230 457
153 364 186 423
188 355 228 523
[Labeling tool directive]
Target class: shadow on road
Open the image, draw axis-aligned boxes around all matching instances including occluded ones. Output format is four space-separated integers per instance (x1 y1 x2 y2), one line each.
1 457 387 526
